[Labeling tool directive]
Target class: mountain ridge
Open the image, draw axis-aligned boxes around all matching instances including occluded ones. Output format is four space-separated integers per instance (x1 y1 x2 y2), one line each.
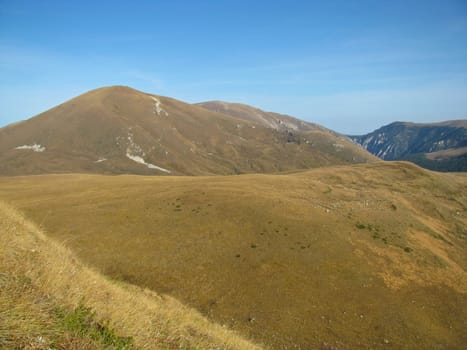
0 86 377 176
196 100 327 132
350 120 467 171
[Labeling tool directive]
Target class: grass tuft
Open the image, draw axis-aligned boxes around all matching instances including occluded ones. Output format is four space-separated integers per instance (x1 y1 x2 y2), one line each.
56 304 133 349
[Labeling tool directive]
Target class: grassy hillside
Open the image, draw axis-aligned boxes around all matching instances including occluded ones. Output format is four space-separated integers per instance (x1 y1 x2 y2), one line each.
1 162 466 349
0 86 376 176
0 201 262 349
196 101 324 131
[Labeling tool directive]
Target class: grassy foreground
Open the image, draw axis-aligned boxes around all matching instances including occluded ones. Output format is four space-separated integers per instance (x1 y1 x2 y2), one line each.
1 161 466 349
0 201 262 349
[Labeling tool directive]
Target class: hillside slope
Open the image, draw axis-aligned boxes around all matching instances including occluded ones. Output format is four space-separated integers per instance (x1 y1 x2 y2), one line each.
350 120 467 171
196 101 324 132
0 86 376 176
1 162 466 349
0 201 262 350
197 100 376 168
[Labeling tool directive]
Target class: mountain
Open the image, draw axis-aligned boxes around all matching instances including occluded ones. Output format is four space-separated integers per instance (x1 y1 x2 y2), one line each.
196 100 324 132
0 86 376 176
350 120 467 171
1 161 466 349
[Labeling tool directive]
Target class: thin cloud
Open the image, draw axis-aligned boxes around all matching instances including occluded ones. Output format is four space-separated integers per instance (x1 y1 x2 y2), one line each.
123 70 166 92
447 17 467 33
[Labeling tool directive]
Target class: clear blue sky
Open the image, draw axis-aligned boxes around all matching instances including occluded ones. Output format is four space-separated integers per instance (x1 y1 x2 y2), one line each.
1 0 466 134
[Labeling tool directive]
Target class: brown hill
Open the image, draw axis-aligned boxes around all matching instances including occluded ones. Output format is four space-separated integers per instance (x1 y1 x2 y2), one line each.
196 100 379 170
196 100 324 131
1 161 465 349
0 86 376 176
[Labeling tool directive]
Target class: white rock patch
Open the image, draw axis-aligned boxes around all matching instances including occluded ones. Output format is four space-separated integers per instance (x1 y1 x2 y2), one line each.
125 130 170 173
279 119 299 131
126 153 171 173
95 158 107 163
151 96 169 116
333 143 345 151
15 144 45 152
126 131 144 155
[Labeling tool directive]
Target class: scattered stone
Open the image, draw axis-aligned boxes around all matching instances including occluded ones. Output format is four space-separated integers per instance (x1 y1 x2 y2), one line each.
15 144 46 152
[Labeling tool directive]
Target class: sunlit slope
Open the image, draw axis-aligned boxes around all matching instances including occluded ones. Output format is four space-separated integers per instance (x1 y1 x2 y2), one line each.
197 100 376 168
0 86 376 176
0 201 262 350
0 161 465 349
196 100 324 131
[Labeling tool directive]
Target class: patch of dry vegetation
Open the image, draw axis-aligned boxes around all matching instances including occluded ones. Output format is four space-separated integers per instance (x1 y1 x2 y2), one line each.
0 201 263 350
0 161 466 349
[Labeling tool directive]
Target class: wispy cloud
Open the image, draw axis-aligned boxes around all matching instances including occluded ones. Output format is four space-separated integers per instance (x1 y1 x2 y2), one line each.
447 17 467 33
232 49 465 75
251 79 467 134
122 69 165 92
0 44 58 69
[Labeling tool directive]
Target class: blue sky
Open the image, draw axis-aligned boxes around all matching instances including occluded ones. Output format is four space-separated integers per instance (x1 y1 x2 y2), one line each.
1 0 466 134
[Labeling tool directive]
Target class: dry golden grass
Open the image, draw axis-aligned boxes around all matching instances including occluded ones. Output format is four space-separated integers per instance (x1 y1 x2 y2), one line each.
1 161 466 349
0 86 377 177
0 201 263 350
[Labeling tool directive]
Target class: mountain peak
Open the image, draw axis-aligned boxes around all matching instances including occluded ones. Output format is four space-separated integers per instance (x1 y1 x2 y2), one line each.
0 87 376 176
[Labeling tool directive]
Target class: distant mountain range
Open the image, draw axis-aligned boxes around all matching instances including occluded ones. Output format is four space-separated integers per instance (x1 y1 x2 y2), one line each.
0 86 376 176
350 120 467 172
3 86 464 175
